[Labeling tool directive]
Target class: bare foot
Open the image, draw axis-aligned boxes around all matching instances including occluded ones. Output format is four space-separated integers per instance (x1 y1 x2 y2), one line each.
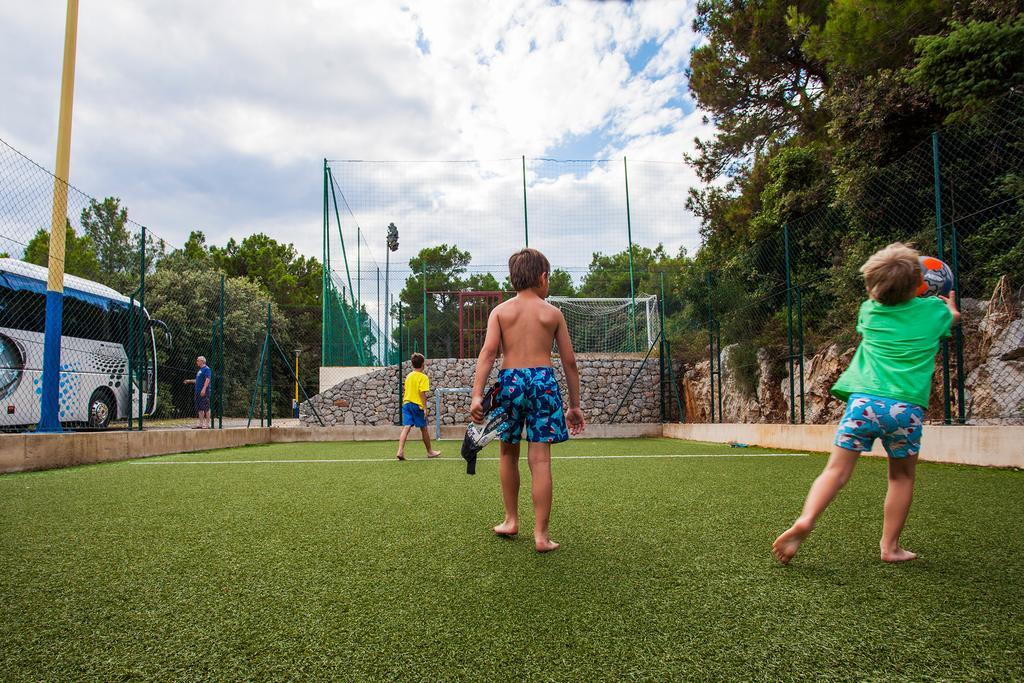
493 521 518 537
427 450 441 458
535 538 560 553
772 519 814 565
881 547 918 563
396 453 406 461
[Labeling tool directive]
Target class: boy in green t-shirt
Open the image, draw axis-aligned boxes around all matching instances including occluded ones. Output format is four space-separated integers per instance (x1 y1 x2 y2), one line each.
396 353 441 461
774 243 959 565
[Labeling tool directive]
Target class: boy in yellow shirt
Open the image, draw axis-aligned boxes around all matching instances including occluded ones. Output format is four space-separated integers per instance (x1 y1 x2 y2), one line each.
396 352 441 460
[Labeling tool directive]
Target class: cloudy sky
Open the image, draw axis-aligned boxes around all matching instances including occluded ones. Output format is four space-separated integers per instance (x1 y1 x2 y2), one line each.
1 0 712 284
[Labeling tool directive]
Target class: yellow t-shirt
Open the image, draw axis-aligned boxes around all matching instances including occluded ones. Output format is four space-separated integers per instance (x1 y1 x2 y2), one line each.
403 370 430 408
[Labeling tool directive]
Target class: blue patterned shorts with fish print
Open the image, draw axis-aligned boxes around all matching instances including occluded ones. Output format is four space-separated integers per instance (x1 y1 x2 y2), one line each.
495 367 569 445
834 393 925 459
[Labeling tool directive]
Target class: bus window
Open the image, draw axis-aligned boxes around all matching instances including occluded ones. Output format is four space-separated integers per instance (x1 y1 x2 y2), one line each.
0 289 46 334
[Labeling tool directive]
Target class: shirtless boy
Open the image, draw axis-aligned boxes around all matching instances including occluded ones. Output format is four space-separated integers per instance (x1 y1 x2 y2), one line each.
470 248 586 553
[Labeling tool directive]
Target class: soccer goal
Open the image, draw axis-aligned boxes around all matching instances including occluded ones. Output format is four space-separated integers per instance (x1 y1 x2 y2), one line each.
548 295 660 354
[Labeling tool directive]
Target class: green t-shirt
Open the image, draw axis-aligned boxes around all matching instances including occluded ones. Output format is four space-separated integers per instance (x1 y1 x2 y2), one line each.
831 297 953 408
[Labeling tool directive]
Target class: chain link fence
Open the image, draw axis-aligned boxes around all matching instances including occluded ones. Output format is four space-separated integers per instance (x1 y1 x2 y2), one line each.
1 90 1020 431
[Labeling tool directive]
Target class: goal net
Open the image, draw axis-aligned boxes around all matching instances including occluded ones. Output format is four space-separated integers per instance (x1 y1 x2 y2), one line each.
548 295 660 354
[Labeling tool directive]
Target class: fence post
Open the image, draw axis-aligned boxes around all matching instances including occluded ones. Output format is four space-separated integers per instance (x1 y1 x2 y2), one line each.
422 267 427 358
932 131 952 425
659 272 666 422
376 266 381 364
128 293 135 431
138 226 146 430
322 159 329 368
706 271 716 423
784 222 795 424
396 303 404 425
951 226 966 423
522 155 529 247
796 285 805 423
623 157 637 352
715 320 723 421
219 274 225 429
36 0 78 434
265 303 272 428
357 225 361 333
208 323 215 430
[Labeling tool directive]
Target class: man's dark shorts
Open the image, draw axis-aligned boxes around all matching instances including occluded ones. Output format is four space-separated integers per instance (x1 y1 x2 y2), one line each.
195 393 211 412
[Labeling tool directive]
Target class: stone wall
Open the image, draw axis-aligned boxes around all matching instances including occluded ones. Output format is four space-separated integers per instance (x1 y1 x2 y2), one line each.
678 281 1024 425
300 354 663 427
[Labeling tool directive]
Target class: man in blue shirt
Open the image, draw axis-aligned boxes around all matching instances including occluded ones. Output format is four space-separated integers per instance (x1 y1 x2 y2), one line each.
184 356 212 429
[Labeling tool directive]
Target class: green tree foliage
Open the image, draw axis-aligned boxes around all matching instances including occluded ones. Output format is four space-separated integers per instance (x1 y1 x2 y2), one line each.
499 267 576 296
687 0 830 182
80 197 141 292
909 16 1024 116
395 245 501 358
22 221 101 282
211 233 320 308
548 269 576 297
145 266 286 418
154 230 329 411
684 0 1023 361
579 245 684 299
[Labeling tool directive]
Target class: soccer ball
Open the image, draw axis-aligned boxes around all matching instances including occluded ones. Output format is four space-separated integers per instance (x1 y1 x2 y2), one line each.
917 256 954 298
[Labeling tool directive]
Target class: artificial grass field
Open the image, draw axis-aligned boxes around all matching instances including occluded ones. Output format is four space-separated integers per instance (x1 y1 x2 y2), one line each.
1 438 1021 681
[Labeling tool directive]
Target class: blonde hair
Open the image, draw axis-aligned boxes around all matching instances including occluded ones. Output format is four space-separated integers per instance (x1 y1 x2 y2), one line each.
508 248 550 291
860 242 921 305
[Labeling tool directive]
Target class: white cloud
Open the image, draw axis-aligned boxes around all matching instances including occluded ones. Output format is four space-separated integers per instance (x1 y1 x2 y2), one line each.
0 0 713 295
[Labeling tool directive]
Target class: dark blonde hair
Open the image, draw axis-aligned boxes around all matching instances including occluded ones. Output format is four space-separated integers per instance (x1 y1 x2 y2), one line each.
860 242 921 305
410 352 425 369
508 248 550 291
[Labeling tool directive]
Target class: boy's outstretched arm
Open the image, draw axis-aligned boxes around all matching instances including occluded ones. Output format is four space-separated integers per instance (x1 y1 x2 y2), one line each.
940 291 961 327
470 309 502 423
554 310 585 434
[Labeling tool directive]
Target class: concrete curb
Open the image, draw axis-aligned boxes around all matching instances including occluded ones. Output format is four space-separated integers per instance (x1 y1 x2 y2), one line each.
662 423 1024 468
1 422 1019 474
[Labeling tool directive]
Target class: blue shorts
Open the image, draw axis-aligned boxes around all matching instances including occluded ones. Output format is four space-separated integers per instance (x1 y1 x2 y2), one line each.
495 367 569 445
402 402 427 428
834 394 924 459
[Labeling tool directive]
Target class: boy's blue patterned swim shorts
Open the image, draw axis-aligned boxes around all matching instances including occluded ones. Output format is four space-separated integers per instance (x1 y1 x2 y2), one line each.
834 393 925 459
496 367 569 445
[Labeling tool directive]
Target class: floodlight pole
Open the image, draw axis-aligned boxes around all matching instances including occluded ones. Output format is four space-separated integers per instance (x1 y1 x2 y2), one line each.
37 0 80 433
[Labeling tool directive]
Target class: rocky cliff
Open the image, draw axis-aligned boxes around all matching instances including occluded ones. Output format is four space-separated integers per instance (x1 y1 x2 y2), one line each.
679 279 1023 425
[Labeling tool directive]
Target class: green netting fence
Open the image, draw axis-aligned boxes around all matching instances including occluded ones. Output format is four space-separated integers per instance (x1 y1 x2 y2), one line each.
1 89 1021 431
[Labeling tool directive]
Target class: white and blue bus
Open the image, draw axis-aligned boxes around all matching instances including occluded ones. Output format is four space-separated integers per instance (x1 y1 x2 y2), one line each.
0 258 167 429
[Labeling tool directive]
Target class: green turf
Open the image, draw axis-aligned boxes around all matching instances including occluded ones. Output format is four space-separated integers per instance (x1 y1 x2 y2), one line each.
1 438 1021 681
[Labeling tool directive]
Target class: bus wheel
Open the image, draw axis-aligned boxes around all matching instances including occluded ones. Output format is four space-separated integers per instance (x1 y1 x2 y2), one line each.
88 389 115 430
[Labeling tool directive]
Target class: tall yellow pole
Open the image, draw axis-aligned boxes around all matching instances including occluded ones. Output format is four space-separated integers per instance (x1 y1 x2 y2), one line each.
47 0 79 292
38 0 79 433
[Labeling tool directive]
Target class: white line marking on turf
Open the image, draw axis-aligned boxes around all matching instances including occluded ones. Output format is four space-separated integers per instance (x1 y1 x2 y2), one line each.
131 453 808 465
